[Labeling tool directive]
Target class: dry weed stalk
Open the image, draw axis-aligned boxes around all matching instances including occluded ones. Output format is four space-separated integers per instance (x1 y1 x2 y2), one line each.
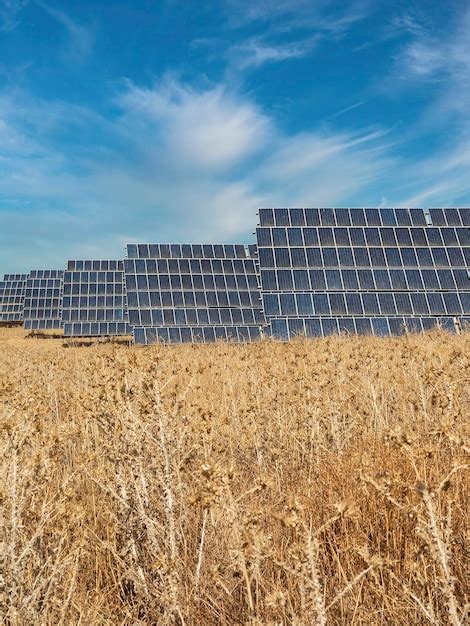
0 326 469 624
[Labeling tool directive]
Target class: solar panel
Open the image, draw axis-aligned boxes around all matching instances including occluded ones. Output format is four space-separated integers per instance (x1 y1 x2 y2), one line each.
0 273 28 323
23 270 64 331
256 208 470 337
125 244 265 343
61 261 131 337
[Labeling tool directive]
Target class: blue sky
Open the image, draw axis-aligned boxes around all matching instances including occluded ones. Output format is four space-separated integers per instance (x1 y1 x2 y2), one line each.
1 0 470 272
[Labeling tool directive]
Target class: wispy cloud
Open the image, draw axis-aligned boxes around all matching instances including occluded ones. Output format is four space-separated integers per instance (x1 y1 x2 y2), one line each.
222 0 374 70
388 6 470 204
401 41 447 77
230 35 319 69
225 0 371 33
396 130 470 206
224 0 312 25
0 0 28 32
327 99 367 119
36 0 94 62
396 8 470 86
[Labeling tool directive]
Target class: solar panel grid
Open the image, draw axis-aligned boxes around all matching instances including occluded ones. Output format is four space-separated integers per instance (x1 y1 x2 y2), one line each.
23 270 64 330
0 273 28 322
257 208 470 338
125 244 265 343
62 260 131 336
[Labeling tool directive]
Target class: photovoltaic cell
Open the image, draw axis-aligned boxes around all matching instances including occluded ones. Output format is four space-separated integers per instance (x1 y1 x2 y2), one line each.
256 208 470 338
23 270 64 330
125 244 265 343
61 261 131 336
0 274 27 322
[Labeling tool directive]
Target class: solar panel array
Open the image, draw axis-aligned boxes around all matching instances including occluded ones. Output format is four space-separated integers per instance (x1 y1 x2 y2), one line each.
125 243 265 343
2 208 469 341
0 273 28 322
61 260 131 337
256 207 470 338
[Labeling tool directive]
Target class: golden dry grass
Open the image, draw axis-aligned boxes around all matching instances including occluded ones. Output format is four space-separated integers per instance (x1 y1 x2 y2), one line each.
1 326 469 625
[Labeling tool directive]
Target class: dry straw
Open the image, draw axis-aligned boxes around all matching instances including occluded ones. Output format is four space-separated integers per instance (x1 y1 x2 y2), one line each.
1 327 469 624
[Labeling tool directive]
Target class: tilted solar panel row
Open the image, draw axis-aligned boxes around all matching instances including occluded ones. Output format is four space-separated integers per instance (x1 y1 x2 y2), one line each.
258 207 470 227
126 294 261 314
64 272 126 285
23 270 64 330
267 317 468 339
133 325 262 344
3 273 28 281
63 322 131 337
62 302 127 321
256 226 469 249
29 270 63 279
127 290 260 308
0 274 28 322
260 268 469 291
258 245 469 268
67 260 123 271
124 257 260 275
263 291 469 317
127 243 256 259
129 307 265 327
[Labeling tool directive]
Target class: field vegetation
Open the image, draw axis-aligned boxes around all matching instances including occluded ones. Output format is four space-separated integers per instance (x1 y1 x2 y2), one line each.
1 327 469 624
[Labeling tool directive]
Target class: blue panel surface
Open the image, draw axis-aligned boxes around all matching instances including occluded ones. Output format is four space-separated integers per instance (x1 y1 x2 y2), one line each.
0 274 28 322
62 261 131 336
125 245 264 343
23 270 64 330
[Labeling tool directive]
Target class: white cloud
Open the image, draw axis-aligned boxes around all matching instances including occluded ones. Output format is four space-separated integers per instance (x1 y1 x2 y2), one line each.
118 80 272 172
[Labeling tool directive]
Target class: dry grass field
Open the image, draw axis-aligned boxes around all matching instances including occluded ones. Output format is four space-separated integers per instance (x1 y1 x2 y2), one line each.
1 327 469 625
